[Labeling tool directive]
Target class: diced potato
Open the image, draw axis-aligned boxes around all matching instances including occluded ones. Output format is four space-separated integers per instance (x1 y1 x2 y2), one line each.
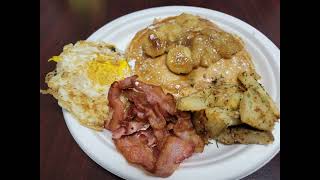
238 72 280 118
176 95 207 111
223 110 241 126
207 84 243 110
205 108 228 138
215 126 274 145
192 110 207 135
240 88 276 131
176 89 211 111
238 72 279 131
211 92 243 110
205 107 241 138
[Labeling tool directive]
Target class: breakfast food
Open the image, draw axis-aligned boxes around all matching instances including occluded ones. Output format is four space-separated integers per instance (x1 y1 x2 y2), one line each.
126 13 279 145
126 13 259 98
41 12 279 178
41 41 131 130
177 72 279 144
108 76 204 177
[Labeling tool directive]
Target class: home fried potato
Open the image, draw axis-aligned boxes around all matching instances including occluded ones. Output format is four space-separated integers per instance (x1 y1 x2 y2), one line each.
192 110 207 136
177 84 243 111
238 72 280 117
205 107 241 138
176 89 211 111
216 126 274 145
208 84 243 110
238 72 279 131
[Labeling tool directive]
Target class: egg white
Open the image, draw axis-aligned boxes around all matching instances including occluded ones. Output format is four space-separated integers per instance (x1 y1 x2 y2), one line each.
43 41 131 130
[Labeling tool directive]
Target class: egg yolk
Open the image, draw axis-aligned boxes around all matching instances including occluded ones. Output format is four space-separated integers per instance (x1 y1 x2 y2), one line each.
48 56 62 62
87 56 131 85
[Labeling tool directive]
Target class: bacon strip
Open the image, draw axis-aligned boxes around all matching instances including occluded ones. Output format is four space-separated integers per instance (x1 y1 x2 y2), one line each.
115 130 157 171
124 90 166 129
154 136 194 177
133 81 177 116
106 76 138 131
174 112 205 153
112 121 150 139
107 76 205 177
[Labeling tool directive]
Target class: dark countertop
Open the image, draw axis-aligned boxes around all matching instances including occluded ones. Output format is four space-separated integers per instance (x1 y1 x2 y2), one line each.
40 0 280 179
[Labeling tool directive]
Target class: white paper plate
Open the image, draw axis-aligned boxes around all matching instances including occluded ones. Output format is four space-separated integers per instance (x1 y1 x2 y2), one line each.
63 6 280 180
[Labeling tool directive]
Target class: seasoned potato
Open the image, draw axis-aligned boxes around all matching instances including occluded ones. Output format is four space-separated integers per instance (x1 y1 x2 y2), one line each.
211 31 243 59
223 110 241 126
205 107 241 138
210 92 243 110
238 72 280 117
238 72 280 131
207 84 243 110
176 89 211 111
192 110 207 136
142 30 167 57
205 108 228 138
176 95 207 111
177 84 243 111
216 126 274 145
166 45 196 74
240 88 276 131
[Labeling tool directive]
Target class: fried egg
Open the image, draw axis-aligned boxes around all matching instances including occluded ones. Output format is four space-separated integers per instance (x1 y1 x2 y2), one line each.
42 41 131 130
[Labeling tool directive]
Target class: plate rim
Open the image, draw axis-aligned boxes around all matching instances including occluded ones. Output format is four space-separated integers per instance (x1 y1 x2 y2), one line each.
63 6 280 180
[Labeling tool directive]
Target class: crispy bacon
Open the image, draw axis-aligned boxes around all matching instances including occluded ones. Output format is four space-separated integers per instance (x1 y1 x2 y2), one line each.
174 112 205 153
106 76 138 131
112 121 150 139
154 136 194 177
133 81 177 116
114 130 157 171
124 90 166 129
106 81 124 131
153 129 171 150
107 76 205 177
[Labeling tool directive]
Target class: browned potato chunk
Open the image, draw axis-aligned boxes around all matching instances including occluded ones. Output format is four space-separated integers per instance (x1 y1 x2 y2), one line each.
238 72 280 131
142 30 167 58
192 110 207 136
176 89 211 111
206 84 243 110
166 45 196 74
205 108 227 138
211 31 243 58
216 126 274 145
204 107 241 138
